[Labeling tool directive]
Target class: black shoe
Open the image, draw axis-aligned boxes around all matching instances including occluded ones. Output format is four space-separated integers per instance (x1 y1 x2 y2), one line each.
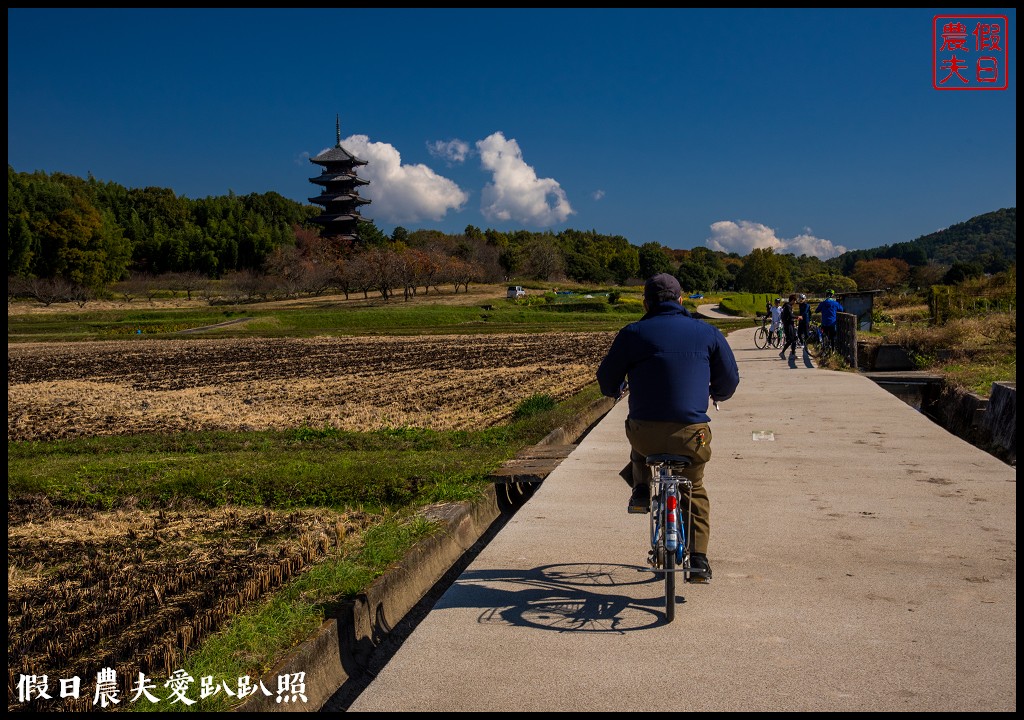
627 484 650 514
688 553 712 582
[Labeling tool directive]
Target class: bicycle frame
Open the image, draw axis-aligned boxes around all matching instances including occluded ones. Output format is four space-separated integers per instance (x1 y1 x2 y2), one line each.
644 455 693 622
806 322 832 360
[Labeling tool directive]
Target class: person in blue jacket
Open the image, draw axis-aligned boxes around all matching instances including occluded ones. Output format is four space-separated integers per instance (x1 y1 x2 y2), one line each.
597 273 740 582
814 289 844 349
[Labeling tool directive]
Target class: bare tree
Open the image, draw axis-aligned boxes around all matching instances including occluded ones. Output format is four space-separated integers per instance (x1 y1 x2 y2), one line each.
223 269 272 303
332 256 353 300
396 248 432 301
68 283 93 308
301 260 335 297
167 270 210 301
27 277 74 306
263 246 304 300
523 237 565 281
8 275 30 305
362 247 401 300
445 257 483 294
419 248 447 295
346 253 377 299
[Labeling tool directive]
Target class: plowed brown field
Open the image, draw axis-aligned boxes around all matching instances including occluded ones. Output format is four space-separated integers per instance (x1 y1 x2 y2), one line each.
8 333 616 442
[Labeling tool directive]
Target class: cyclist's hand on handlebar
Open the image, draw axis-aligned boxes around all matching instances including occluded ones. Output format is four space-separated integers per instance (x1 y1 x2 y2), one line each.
617 381 629 400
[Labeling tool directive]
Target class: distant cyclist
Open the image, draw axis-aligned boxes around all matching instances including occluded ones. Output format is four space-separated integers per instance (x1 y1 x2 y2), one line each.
596 273 740 582
815 289 844 349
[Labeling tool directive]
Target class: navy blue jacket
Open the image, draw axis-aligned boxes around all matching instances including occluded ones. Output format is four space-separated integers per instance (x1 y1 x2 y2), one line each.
597 302 740 425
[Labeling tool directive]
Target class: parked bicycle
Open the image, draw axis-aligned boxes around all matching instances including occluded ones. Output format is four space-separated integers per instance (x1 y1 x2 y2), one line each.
753 315 784 349
641 454 695 622
805 321 833 361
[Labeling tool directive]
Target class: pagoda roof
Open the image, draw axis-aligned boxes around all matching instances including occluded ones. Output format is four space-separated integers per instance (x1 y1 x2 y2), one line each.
312 212 364 224
309 172 370 186
308 192 372 205
310 145 368 166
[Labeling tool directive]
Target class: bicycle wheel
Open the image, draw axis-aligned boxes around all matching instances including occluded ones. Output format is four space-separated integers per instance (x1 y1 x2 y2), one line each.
805 327 821 358
663 491 676 622
754 327 769 349
664 536 675 621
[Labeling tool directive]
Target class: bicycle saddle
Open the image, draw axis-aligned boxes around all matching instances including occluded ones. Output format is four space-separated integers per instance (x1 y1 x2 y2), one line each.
644 454 691 468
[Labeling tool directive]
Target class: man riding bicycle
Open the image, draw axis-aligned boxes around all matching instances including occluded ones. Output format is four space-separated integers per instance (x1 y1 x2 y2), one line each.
597 273 740 582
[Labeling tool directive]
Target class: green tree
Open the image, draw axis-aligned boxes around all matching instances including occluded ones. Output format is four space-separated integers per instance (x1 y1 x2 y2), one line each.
942 260 984 285
803 272 857 295
391 226 409 246
357 220 390 248
675 261 713 293
686 247 730 290
637 242 675 278
734 248 791 293
608 246 640 284
7 214 36 277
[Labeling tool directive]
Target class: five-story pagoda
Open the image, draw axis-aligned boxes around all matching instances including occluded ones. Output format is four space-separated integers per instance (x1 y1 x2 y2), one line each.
308 116 371 243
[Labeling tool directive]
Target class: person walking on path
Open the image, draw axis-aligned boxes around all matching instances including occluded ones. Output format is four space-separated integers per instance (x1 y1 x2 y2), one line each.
797 294 811 347
779 294 799 358
596 273 740 582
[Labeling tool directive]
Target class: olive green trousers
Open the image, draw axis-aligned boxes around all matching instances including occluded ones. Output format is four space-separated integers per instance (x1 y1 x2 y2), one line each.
622 418 713 555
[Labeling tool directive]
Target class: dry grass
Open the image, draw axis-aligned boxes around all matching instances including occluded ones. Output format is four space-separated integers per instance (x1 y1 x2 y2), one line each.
876 311 1016 395
881 313 1015 357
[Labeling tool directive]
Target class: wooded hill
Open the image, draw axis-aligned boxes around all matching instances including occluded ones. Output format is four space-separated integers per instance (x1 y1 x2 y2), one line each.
828 207 1016 275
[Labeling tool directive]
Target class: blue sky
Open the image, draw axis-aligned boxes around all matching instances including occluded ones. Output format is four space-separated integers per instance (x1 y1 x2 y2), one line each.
7 8 1016 259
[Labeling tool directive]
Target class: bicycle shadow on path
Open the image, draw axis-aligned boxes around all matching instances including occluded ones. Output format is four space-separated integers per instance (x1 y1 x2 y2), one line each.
439 563 690 633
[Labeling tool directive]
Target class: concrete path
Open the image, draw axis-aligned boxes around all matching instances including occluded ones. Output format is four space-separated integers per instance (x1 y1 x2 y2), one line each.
345 326 1016 712
694 302 738 319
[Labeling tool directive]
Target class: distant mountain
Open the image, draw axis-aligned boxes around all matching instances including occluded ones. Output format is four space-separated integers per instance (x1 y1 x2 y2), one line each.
830 207 1016 274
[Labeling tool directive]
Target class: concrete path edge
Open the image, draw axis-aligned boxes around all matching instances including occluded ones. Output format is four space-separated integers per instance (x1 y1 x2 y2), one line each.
235 395 617 712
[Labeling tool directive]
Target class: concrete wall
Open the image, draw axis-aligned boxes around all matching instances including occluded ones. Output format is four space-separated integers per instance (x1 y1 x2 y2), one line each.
924 381 1016 466
978 381 1016 465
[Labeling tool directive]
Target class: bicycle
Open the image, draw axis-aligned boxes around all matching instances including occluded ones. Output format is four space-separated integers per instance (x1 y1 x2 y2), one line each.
641 454 695 622
754 316 784 349
806 321 833 361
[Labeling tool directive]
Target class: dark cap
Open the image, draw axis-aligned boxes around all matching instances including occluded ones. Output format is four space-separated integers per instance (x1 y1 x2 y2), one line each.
644 273 682 304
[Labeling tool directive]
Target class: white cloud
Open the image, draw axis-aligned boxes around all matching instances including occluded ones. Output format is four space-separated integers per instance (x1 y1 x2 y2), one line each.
706 221 783 254
337 135 469 224
593 189 605 201
705 220 847 260
475 131 574 226
426 139 470 165
786 232 848 259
